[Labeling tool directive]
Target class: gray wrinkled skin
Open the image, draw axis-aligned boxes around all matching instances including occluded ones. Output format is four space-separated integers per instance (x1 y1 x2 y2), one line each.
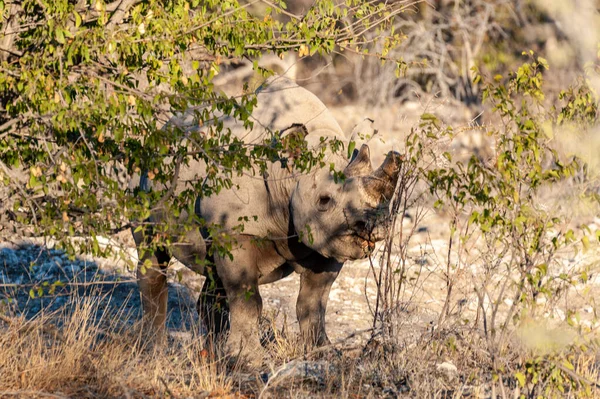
130 76 401 360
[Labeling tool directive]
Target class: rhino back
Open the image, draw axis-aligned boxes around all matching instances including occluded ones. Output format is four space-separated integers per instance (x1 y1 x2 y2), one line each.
178 77 344 230
134 76 347 239
248 76 344 146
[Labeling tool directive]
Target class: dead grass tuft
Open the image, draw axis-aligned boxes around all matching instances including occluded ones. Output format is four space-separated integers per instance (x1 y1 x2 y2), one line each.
0 292 233 398
1 288 598 398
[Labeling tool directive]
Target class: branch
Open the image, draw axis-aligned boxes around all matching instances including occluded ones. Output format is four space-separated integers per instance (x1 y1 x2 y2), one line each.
182 0 261 37
0 2 22 62
0 117 21 134
0 46 23 58
75 0 121 15
0 160 38 225
105 0 141 30
259 0 302 20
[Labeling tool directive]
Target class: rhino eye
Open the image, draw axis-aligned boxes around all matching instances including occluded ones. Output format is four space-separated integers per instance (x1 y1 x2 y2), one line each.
317 194 333 212
354 221 367 232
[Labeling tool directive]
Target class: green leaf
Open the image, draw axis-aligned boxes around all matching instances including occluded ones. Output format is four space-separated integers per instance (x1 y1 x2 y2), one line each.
581 235 590 251
562 360 575 371
347 140 356 159
29 174 39 188
55 28 65 44
74 10 82 28
421 113 438 121
515 372 526 387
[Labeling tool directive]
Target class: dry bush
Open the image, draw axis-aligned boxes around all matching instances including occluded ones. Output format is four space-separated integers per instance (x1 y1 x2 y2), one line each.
356 56 600 398
296 0 591 124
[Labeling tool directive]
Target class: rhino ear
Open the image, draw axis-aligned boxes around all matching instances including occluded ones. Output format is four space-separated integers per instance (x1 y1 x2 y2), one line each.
363 151 403 201
280 123 308 142
344 144 373 177
374 151 402 181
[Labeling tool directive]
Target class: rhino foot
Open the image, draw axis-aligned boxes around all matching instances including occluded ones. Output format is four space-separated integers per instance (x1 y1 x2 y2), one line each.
225 335 270 368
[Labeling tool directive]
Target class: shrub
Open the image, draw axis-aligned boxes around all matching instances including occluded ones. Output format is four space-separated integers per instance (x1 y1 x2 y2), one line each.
369 53 600 397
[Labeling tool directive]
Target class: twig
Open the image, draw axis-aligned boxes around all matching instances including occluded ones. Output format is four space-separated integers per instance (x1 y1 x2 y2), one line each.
0 391 68 399
555 362 600 390
158 376 177 398
303 327 373 358
105 0 141 30
183 0 261 37
259 0 302 20
258 328 372 399
0 117 21 135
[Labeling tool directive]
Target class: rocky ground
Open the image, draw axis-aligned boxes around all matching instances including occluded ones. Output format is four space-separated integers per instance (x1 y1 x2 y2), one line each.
3 203 597 348
0 211 444 345
0 238 197 332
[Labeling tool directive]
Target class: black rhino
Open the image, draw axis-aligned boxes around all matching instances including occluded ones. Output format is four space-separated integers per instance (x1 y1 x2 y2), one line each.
131 76 401 359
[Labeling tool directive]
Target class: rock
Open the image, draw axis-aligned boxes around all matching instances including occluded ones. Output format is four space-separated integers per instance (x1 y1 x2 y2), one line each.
382 386 399 398
268 360 335 386
435 361 458 383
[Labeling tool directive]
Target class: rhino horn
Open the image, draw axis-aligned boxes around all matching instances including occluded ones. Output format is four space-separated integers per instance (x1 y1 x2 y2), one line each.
344 144 373 177
363 151 403 201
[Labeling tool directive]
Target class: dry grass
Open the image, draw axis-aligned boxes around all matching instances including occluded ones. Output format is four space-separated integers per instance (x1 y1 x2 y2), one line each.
0 292 233 398
2 289 598 399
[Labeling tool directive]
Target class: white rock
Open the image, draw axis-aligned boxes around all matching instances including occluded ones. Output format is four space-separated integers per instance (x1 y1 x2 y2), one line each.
536 296 547 305
269 360 335 385
436 361 458 382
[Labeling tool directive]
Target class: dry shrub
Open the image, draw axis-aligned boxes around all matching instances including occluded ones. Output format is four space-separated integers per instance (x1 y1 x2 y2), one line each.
356 56 600 398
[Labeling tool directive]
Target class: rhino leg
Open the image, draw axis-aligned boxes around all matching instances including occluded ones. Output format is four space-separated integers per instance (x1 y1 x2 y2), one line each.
132 219 173 336
169 226 207 274
136 248 171 335
197 263 230 338
215 248 265 359
296 255 343 347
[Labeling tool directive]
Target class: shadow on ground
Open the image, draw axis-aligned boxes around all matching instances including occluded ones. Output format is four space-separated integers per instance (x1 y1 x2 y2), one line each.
0 243 198 331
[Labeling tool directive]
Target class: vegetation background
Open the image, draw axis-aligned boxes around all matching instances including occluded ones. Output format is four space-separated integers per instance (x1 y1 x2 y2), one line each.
1 0 600 397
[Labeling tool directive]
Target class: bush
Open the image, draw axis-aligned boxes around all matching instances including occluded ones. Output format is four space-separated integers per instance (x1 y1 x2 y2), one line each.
369 53 600 397
0 0 407 259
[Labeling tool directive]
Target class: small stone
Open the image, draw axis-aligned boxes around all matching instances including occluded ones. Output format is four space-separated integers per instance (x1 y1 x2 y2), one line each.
269 360 335 386
436 361 458 383
382 386 398 398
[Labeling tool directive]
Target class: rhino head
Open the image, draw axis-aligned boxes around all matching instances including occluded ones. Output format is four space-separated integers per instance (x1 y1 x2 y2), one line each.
291 144 402 262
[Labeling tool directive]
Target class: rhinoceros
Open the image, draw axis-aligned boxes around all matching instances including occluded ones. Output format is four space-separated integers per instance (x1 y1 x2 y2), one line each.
131 76 401 359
